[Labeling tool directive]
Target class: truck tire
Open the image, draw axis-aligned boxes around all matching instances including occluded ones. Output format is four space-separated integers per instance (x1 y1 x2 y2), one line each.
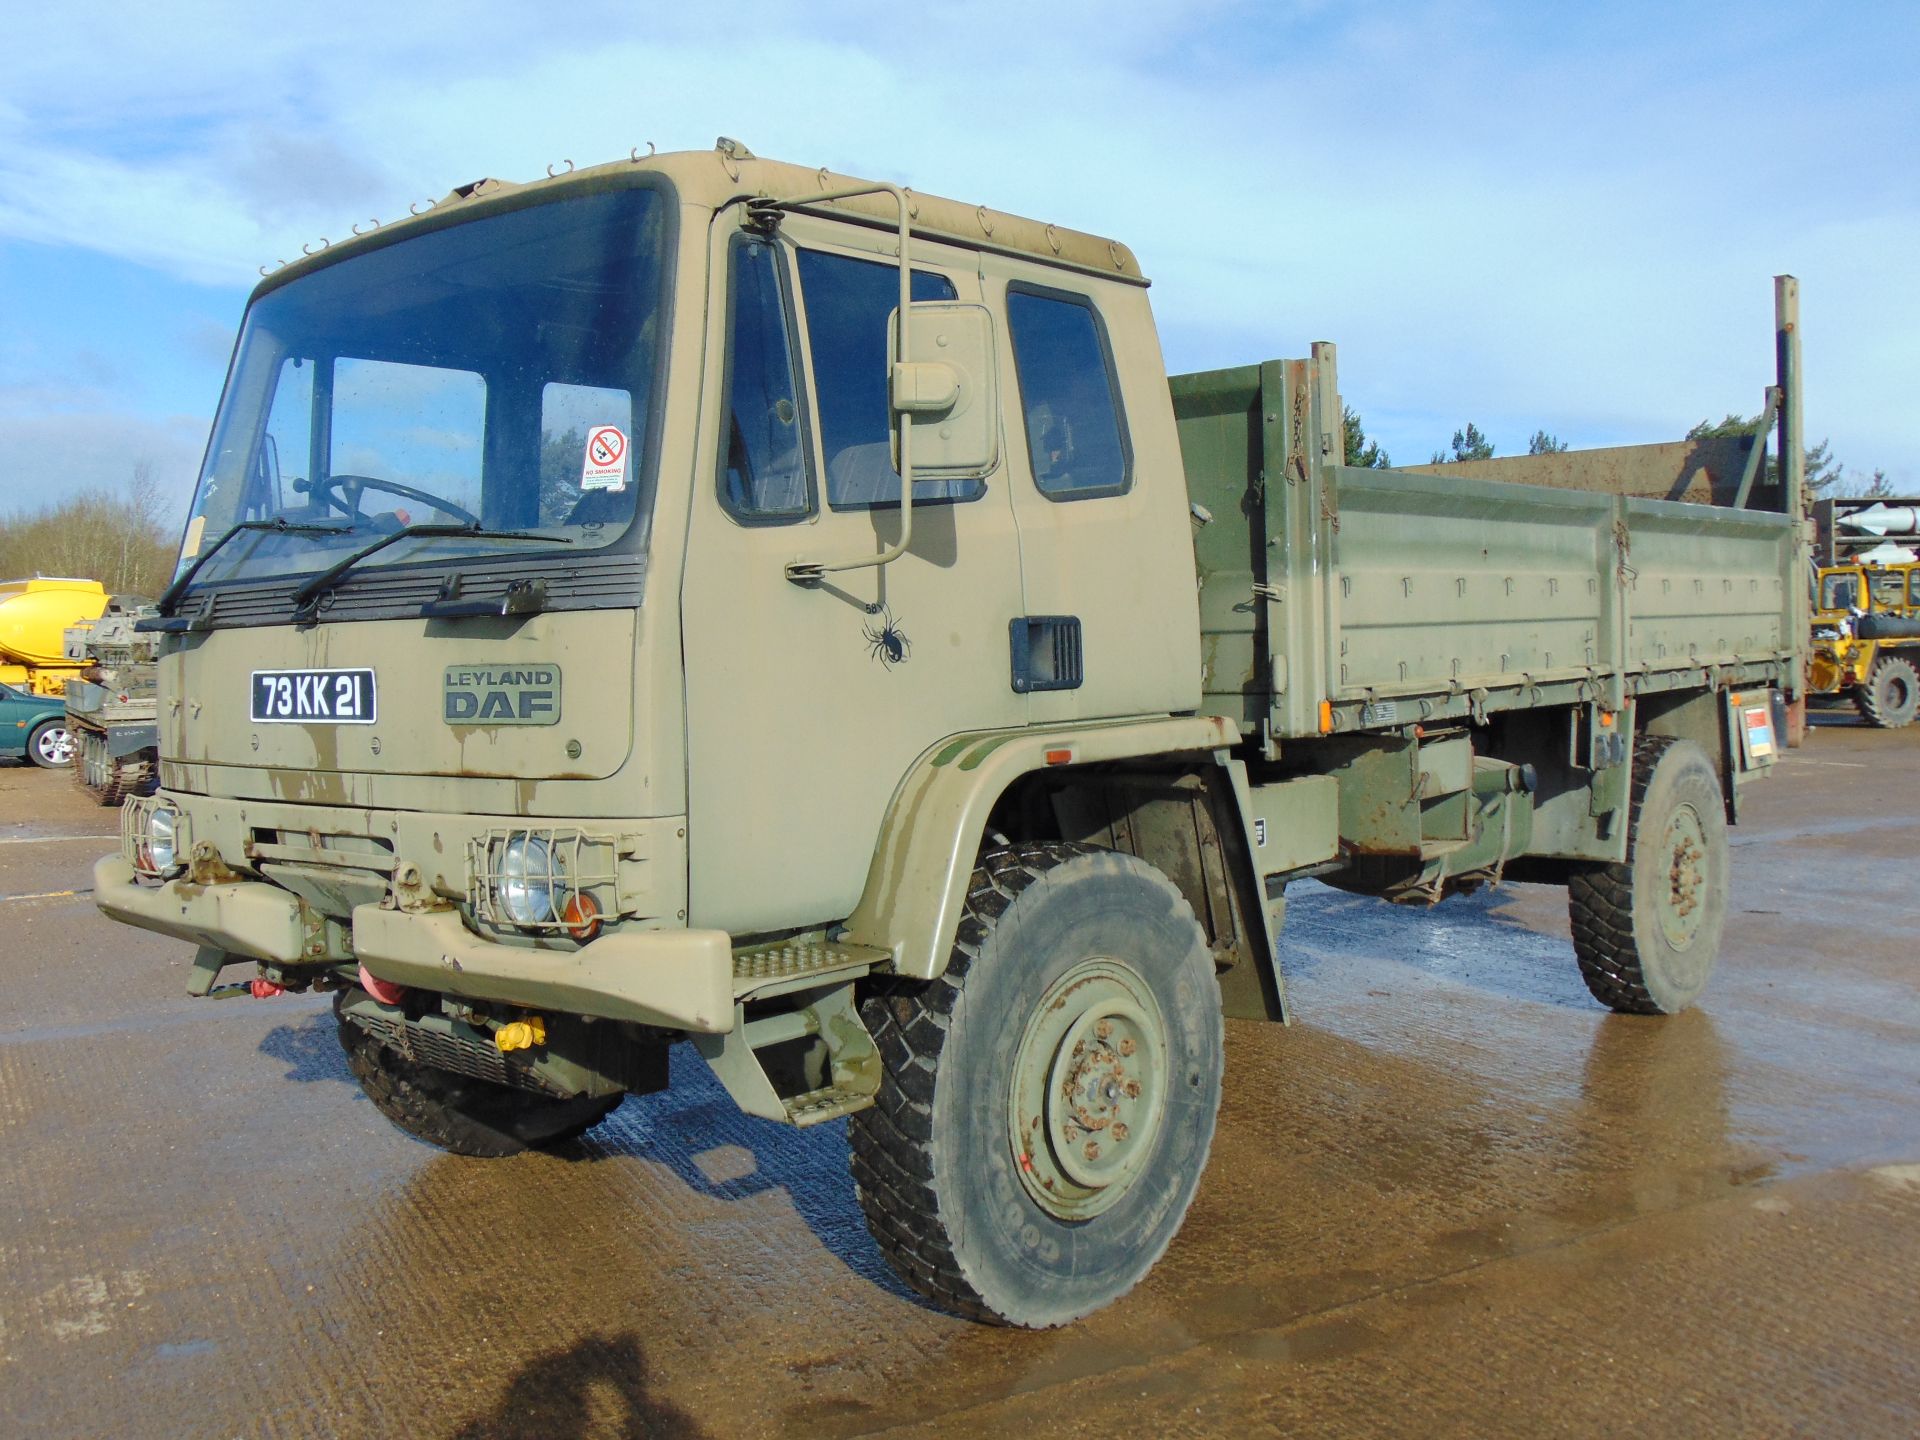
26 718 72 768
848 842 1225 1327
1567 736 1728 1015
337 1006 620 1158
1855 655 1920 728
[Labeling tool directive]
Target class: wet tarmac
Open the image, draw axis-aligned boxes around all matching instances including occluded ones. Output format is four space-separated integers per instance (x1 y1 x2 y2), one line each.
2 717 1917 1438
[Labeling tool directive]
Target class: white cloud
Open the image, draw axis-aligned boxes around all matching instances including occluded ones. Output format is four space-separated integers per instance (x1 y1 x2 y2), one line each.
0 0 1914 492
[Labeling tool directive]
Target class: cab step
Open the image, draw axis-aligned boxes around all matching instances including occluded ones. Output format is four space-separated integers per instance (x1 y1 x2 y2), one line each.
696 939 888 1126
732 937 890 1000
783 1083 874 1128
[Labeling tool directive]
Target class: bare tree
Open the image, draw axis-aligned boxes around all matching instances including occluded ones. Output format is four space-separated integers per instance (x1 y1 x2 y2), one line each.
0 460 177 598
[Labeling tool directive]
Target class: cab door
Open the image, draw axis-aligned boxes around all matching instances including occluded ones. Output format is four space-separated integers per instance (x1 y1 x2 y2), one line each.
680 213 1026 935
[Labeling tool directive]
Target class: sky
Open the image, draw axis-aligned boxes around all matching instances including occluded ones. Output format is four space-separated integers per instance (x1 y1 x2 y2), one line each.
2 0 1917 529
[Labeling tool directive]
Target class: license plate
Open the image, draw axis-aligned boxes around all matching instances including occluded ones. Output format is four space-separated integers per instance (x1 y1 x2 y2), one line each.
251 669 377 724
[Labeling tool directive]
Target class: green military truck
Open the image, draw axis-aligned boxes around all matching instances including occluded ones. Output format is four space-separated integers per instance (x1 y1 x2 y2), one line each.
97 143 1805 1328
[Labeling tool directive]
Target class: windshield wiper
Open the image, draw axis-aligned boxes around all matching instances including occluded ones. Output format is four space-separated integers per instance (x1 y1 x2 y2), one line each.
290 521 571 620
155 518 353 616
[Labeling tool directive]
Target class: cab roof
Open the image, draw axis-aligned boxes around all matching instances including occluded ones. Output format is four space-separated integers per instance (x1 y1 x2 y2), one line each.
257 139 1146 298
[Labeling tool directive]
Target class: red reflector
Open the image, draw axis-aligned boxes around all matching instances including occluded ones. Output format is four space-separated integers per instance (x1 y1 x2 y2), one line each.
358 963 406 1007
1044 748 1073 766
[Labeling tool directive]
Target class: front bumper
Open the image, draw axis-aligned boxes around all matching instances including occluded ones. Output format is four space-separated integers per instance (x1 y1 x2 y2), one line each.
93 855 734 1032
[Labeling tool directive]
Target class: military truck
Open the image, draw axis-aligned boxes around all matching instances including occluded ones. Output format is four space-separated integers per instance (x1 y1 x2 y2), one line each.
64 597 162 803
1807 561 1920 727
96 144 1805 1328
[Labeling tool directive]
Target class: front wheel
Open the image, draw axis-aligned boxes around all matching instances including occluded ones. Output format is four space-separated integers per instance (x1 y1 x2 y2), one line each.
27 718 72 768
337 1003 620 1157
849 843 1224 1327
1568 736 1729 1014
1856 654 1920 729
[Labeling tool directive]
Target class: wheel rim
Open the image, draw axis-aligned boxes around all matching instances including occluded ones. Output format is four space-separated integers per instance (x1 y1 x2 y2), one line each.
1008 958 1169 1221
1655 804 1710 951
35 726 73 765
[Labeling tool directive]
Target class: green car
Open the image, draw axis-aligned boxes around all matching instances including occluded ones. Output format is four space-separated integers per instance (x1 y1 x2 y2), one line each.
0 683 72 768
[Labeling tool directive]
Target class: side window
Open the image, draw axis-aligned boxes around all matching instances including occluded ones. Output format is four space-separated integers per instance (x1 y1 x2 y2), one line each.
1870 571 1904 608
720 238 810 521
795 249 970 509
1908 572 1920 609
1006 286 1129 500
539 382 633 528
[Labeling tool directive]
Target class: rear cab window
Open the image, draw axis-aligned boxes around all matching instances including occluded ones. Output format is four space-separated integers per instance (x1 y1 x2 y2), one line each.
1005 284 1130 500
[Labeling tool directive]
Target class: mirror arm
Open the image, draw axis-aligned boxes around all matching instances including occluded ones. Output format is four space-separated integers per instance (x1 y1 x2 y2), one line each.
770 183 916 584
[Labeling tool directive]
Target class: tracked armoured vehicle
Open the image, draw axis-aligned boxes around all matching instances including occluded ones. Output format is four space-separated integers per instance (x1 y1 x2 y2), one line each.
64 598 161 802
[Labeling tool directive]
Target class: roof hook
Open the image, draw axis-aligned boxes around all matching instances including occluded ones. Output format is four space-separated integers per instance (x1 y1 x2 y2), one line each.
546 159 575 178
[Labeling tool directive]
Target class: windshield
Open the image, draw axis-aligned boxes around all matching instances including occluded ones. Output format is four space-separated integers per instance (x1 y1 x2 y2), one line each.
178 185 669 593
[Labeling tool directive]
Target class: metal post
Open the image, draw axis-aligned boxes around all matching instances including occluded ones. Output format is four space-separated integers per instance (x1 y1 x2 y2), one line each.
1775 276 1803 517
1775 275 1810 711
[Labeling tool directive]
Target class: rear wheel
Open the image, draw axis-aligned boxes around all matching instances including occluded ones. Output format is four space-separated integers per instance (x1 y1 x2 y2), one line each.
26 719 72 768
849 843 1224 1327
1856 655 1920 728
1568 736 1729 1015
337 1002 620 1157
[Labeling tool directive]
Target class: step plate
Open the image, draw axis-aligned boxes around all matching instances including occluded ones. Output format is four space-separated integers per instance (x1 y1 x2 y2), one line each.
783 1083 876 1127
732 939 890 1000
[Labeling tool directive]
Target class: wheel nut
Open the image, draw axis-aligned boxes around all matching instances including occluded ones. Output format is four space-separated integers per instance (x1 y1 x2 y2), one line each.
1112 1123 1130 1142
1083 1141 1100 1161
1095 1019 1112 1041
1118 1037 1136 1056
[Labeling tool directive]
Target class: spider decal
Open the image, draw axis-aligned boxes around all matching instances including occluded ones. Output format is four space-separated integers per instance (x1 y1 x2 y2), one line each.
862 605 912 669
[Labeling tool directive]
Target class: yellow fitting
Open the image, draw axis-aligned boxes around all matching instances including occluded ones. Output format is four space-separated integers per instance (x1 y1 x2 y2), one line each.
495 1016 547 1053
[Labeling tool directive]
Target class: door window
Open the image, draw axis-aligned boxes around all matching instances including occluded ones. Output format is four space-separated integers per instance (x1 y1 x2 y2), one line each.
1006 285 1130 500
719 238 811 521
795 249 973 508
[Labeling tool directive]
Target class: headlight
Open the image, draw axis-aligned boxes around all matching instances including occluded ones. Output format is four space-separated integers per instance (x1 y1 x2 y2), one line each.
142 804 182 874
497 835 558 925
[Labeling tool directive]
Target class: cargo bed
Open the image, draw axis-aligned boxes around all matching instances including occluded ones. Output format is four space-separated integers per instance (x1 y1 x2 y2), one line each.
1176 348 1801 749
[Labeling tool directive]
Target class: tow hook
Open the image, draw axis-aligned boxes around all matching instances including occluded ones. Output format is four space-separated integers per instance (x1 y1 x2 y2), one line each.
248 979 285 999
495 1016 547 1053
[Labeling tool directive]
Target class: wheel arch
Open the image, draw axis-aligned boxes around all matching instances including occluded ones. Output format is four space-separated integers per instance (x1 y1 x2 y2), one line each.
840 715 1286 1020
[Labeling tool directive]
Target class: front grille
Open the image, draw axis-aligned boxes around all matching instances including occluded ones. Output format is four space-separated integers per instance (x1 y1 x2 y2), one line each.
350 1013 569 1097
174 554 647 629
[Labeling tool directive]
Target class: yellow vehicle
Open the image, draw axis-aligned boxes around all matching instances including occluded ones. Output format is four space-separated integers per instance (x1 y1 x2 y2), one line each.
1809 562 1920 727
0 577 110 697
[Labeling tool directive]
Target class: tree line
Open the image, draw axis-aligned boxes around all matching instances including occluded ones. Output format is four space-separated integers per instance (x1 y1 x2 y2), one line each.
1343 407 1878 495
0 463 180 599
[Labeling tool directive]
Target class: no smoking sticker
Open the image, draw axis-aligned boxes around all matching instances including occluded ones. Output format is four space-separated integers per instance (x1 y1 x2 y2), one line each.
580 424 629 491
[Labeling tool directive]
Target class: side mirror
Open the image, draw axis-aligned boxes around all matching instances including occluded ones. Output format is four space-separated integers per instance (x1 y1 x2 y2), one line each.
889 301 999 480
